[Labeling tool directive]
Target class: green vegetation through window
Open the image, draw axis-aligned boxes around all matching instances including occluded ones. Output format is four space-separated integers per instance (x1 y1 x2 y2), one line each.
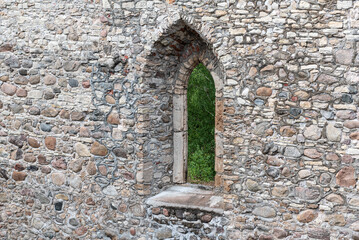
187 63 215 183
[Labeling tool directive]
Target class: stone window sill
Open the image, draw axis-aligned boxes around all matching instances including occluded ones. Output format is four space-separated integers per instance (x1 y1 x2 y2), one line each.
146 185 224 214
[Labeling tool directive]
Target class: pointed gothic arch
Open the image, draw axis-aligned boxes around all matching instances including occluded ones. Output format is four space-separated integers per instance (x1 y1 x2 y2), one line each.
137 19 226 191
173 44 224 183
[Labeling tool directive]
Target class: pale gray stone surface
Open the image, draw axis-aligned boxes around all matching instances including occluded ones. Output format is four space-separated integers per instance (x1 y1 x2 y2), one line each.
0 0 359 239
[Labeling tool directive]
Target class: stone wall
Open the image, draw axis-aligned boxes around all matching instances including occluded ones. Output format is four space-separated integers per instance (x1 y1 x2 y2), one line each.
1 0 359 239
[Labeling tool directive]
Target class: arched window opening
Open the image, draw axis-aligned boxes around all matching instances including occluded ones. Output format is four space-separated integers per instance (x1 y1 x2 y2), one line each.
172 49 224 186
139 20 224 189
187 63 216 184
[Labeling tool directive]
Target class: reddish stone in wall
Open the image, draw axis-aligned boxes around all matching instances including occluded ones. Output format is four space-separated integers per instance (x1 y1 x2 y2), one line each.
336 166 356 187
79 127 90 137
16 88 27 97
43 74 56 85
90 141 108 156
326 153 339 161
344 120 359 129
297 210 317 223
41 166 51 174
201 214 212 223
87 162 97 175
130 227 136 236
248 67 257 77
304 149 322 159
52 157 67 170
12 171 27 181
14 163 25 171
59 109 70 119
107 113 120 125
350 132 359 140
152 207 161 215
74 226 87 236
41 108 59 118
1 83 17 96
24 153 36 163
45 136 56 150
37 154 49 165
280 126 296 137
0 43 13 52
163 208 169 217
82 80 90 88
70 111 86 121
259 234 274 240
98 165 107 175
86 198 95 205
28 138 40 148
256 87 272 96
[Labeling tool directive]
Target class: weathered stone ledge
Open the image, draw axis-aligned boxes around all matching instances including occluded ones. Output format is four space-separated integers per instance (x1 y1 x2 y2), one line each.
146 185 224 214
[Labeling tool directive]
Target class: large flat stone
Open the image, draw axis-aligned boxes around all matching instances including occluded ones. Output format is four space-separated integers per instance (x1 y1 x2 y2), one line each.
146 185 223 213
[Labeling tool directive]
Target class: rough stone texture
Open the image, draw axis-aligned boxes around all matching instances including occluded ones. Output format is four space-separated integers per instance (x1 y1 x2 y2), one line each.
24 153 36 163
51 173 66 186
1 83 17 96
256 87 272 97
351 221 359 232
41 107 59 118
272 186 288 197
43 74 57 85
326 122 341 142
90 141 108 156
87 161 97 175
156 227 172 239
44 136 56 150
74 143 91 157
297 210 318 223
317 74 338 84
16 88 27 97
28 138 40 148
336 49 355 65
308 228 330 239
350 132 359 140
326 194 344 205
0 1 358 239
246 179 260 192
253 206 276 218
336 166 356 187
71 111 86 121
107 112 120 125
284 146 301 158
304 149 322 159
12 171 27 181
303 125 322 140
344 120 359 129
326 153 339 161
69 159 84 173
280 126 296 137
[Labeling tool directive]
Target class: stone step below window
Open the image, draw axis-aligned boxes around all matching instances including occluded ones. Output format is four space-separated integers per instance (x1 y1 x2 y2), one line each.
146 185 224 214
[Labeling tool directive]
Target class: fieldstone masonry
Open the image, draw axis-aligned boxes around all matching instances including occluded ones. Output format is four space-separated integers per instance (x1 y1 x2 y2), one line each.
1 0 359 239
